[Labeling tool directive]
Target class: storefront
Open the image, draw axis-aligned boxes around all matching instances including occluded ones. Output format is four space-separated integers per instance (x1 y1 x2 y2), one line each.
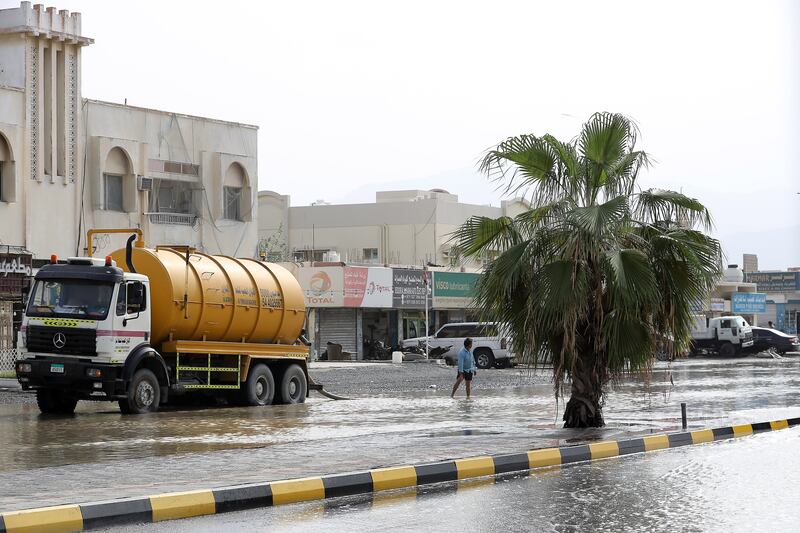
0 246 33 354
392 268 431 342
346 266 394 359
746 271 800 334
431 271 480 327
299 265 420 360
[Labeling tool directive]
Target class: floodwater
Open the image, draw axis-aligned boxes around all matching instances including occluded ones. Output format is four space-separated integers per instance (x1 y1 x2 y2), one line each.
111 426 800 533
1 357 800 511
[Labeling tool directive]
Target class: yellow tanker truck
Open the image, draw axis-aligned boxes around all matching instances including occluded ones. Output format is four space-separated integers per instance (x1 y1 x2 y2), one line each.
15 230 310 414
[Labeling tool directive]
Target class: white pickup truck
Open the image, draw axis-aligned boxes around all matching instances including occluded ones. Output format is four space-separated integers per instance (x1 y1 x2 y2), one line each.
690 315 754 356
401 322 514 369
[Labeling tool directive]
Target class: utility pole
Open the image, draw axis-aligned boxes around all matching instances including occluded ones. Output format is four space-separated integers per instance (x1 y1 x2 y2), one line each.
424 275 429 359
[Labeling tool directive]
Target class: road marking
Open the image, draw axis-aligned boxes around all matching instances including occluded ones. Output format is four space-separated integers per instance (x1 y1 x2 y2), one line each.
270 477 325 505
370 466 417 491
588 441 620 460
455 456 495 479
149 490 215 522
643 434 670 451
690 429 714 444
527 447 562 468
2 504 83 533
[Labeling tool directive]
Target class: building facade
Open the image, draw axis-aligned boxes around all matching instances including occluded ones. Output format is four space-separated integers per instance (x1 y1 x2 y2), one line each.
0 2 259 352
259 189 529 269
0 2 259 262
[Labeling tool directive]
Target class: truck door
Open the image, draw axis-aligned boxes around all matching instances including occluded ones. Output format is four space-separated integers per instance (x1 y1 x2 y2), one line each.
718 319 732 342
114 281 150 347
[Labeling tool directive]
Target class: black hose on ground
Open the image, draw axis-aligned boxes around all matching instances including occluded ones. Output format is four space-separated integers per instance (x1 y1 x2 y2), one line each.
308 375 350 401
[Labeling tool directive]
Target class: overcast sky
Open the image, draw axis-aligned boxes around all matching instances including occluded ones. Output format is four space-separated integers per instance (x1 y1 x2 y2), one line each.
5 0 798 269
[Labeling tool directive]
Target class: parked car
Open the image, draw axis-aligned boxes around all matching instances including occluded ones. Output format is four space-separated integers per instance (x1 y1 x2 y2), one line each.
750 327 800 354
400 322 514 369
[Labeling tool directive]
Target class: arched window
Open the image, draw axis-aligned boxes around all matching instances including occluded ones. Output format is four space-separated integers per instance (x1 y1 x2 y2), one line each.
0 132 16 203
223 163 246 221
103 147 133 212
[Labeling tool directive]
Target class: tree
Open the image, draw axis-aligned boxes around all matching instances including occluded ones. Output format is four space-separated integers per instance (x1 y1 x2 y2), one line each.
454 112 721 428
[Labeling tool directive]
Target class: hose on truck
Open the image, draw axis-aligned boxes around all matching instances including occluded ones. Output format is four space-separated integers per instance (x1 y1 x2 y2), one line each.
308 375 350 401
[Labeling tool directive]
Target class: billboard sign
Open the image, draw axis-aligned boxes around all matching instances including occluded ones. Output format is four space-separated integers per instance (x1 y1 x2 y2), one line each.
432 271 479 309
344 267 393 308
731 292 767 314
745 272 800 293
298 266 344 307
392 269 430 309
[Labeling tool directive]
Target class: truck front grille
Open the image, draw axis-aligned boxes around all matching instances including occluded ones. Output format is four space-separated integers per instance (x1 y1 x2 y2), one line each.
26 326 97 357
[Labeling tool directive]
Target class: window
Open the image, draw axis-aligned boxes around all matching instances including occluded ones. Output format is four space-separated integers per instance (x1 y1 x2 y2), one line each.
27 280 114 320
126 282 146 314
436 326 458 339
292 249 329 262
363 248 379 262
720 319 731 329
104 174 124 211
116 282 147 316
224 186 242 221
116 284 126 316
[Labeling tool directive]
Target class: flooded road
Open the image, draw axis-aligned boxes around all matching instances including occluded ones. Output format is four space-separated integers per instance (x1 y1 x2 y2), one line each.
112 426 800 533
1 357 800 511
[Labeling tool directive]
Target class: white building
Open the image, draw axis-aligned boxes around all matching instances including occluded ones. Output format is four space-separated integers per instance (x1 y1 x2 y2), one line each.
258 188 529 269
0 2 258 262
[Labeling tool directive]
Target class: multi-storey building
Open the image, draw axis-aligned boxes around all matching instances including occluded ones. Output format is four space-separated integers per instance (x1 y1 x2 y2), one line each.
0 2 259 351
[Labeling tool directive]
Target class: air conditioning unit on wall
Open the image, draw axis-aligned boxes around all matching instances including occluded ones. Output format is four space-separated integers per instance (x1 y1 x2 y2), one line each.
137 176 153 191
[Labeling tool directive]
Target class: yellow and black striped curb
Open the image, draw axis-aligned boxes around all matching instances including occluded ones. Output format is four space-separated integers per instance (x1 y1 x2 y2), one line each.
1 417 797 532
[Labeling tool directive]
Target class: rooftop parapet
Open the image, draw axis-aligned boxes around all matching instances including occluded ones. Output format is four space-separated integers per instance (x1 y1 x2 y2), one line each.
0 1 93 45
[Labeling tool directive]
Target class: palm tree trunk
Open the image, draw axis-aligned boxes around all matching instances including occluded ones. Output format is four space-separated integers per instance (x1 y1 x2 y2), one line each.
562 353 605 428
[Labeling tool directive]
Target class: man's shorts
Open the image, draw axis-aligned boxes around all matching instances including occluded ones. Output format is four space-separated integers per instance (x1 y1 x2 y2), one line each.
460 371 473 381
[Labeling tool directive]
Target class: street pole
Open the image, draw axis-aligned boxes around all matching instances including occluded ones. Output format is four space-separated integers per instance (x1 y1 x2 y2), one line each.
424 270 429 359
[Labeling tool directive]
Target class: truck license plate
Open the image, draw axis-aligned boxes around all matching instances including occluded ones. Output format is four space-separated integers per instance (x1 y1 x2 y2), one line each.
50 364 65 374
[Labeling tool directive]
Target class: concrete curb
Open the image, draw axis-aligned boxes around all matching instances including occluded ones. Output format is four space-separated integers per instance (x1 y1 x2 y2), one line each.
2 417 797 532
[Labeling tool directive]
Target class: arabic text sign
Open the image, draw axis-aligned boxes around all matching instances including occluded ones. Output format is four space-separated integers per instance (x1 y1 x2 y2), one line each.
731 292 766 314
0 256 33 277
745 272 800 292
392 269 429 309
344 267 393 308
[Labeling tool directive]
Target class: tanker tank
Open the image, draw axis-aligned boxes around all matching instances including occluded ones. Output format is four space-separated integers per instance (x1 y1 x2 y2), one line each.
110 246 305 347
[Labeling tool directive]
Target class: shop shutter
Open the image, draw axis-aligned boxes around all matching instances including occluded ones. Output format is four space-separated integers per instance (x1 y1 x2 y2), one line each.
319 308 358 360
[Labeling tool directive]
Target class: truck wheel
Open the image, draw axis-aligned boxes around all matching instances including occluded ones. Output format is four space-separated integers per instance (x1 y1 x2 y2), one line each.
719 342 736 357
242 364 275 406
36 389 78 415
278 364 307 404
120 369 161 414
475 348 494 370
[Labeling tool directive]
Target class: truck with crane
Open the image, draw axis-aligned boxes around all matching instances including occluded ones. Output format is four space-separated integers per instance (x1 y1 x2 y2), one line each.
15 229 310 414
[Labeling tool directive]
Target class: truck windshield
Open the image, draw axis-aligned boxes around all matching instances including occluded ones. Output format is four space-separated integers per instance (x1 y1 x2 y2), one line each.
26 279 114 320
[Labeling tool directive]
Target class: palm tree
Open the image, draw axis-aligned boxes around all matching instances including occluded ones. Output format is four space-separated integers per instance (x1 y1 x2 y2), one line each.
454 112 721 428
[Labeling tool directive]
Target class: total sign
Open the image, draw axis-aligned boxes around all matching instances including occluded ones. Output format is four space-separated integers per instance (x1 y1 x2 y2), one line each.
298 267 344 307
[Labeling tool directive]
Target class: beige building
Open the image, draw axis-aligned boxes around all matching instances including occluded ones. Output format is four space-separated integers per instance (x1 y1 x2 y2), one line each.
0 2 258 262
258 189 529 269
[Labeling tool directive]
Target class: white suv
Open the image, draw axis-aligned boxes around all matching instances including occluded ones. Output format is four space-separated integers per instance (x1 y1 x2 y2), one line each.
401 322 514 369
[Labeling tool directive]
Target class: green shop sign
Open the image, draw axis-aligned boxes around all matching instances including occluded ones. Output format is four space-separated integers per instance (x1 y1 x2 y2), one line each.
432 272 479 308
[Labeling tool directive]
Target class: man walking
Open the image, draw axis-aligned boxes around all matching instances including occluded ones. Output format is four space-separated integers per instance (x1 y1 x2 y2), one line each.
451 338 477 398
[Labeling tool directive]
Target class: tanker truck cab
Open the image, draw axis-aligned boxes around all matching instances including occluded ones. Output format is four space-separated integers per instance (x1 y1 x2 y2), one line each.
16 255 162 414
17 230 310 415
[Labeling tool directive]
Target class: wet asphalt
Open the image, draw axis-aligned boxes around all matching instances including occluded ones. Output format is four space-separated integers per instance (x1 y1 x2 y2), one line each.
104 425 800 533
1 356 799 513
